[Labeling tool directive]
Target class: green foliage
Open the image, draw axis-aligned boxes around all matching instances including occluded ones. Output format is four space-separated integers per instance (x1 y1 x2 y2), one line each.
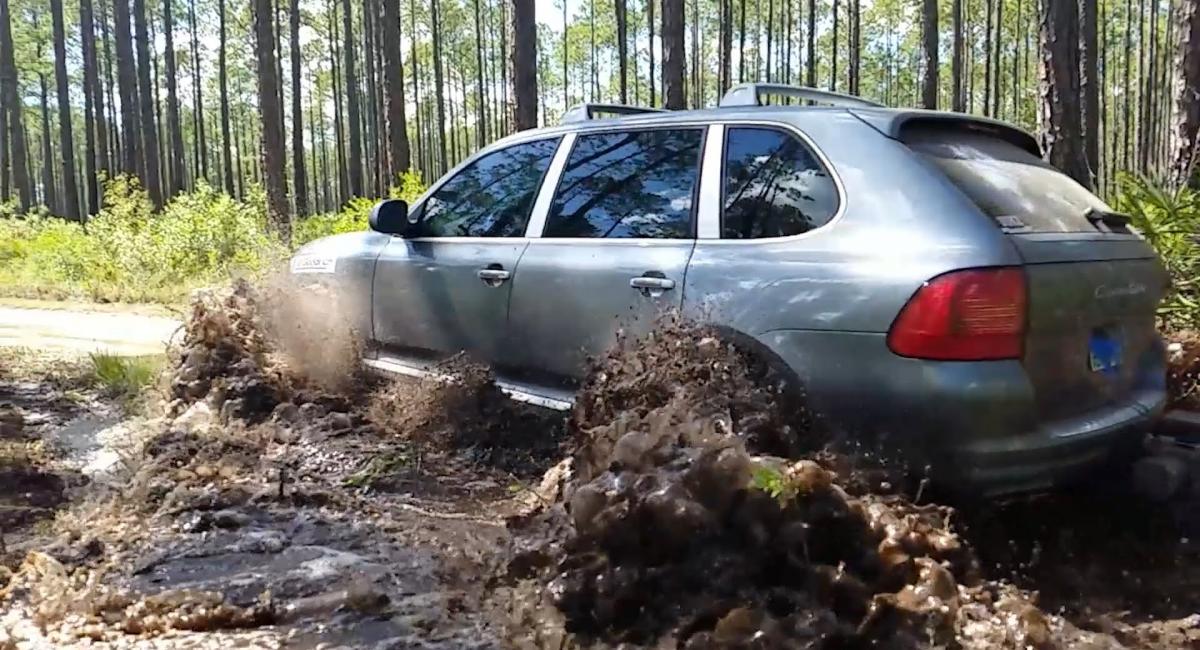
293 170 427 246
1114 174 1200 330
0 177 286 303
0 173 427 305
89 351 162 399
751 464 797 505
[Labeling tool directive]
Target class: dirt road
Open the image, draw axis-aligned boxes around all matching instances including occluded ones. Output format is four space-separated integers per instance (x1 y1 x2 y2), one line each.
0 303 181 356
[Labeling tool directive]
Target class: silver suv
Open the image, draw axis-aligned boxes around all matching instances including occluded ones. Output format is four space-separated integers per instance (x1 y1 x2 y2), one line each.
291 83 1167 496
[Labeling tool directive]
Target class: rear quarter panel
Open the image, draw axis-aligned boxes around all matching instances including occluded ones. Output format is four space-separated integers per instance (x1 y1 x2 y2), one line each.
682 111 1025 445
683 111 1021 337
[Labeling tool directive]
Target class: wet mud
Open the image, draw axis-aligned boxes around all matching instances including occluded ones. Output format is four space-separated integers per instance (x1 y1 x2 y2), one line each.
3 289 1199 648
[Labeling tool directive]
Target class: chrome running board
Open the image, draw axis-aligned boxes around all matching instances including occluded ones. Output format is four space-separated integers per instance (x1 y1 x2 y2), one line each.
362 357 575 412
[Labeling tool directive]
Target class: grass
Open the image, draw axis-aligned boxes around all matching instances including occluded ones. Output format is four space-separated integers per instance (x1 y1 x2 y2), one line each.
88 351 163 401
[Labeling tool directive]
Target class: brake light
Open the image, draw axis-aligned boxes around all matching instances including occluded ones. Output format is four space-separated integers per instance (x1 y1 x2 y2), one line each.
887 268 1026 361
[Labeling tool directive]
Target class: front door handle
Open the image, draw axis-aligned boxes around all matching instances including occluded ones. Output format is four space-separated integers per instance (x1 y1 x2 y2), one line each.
477 266 511 286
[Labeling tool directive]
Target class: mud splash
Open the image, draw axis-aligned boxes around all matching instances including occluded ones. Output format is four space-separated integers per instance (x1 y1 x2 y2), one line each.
505 319 1189 648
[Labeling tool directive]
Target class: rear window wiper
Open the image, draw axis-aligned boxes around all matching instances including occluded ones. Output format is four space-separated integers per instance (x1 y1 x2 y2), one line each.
1085 208 1132 230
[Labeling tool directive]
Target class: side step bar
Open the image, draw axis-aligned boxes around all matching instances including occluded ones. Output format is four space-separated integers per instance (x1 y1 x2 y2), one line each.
361 357 575 412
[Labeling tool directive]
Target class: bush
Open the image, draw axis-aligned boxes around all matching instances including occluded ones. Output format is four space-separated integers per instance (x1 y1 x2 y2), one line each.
0 172 427 304
293 170 427 246
1114 174 1200 330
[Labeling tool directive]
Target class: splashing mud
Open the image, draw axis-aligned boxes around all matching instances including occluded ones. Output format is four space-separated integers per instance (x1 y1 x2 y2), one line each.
367 355 565 478
505 318 1197 649
1166 330 1200 409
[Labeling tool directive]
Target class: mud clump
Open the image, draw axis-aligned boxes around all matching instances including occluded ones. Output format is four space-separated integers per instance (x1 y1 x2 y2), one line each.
368 355 565 478
507 320 1118 648
572 318 808 482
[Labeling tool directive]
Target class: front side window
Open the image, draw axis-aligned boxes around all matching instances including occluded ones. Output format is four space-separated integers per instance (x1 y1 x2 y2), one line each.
543 128 704 239
722 127 840 239
419 137 560 238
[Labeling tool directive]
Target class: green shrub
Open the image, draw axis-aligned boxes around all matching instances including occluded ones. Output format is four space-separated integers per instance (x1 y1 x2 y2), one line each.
294 170 427 246
1114 174 1200 330
0 172 427 305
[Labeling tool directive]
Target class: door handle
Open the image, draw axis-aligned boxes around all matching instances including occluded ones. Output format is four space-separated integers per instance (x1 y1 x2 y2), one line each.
630 275 676 291
477 267 511 286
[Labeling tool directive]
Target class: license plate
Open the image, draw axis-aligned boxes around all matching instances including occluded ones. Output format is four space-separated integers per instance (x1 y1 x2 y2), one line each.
1088 331 1122 374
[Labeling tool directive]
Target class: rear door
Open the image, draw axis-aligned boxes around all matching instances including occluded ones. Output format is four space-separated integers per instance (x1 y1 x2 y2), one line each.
904 126 1167 422
506 127 705 381
371 137 561 363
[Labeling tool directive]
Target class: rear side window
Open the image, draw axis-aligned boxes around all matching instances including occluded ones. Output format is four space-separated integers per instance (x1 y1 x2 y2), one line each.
543 128 704 239
420 137 560 237
904 127 1109 233
722 127 840 239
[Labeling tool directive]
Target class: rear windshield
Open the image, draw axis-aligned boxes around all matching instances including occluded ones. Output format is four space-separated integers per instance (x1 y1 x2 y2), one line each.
904 127 1109 233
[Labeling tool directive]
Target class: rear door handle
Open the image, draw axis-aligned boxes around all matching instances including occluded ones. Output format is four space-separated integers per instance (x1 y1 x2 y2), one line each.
630 276 676 291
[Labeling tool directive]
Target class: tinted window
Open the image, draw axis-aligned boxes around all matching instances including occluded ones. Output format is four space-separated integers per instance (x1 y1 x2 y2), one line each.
420 138 560 237
544 129 704 239
904 127 1107 233
722 127 840 239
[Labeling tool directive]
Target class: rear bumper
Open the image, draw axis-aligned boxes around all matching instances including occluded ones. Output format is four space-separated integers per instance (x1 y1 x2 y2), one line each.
758 329 1166 497
947 390 1164 496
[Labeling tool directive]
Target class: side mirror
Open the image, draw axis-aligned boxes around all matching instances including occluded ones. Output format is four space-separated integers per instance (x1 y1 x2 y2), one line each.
369 199 412 236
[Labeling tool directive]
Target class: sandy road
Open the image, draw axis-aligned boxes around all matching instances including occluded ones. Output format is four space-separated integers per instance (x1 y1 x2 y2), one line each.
0 304 182 356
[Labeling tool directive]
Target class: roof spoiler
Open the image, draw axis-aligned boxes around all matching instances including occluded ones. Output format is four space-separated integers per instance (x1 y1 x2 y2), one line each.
850 110 1042 158
719 83 885 108
561 103 668 124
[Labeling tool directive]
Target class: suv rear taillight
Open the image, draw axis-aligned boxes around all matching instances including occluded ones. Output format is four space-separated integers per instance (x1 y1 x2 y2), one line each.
887 267 1027 361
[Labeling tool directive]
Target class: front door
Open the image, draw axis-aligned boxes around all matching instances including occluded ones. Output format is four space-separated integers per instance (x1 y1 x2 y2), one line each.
371 137 562 363
507 127 706 380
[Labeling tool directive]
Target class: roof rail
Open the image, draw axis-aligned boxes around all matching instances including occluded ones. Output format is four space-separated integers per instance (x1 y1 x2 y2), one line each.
561 103 668 124
719 83 885 109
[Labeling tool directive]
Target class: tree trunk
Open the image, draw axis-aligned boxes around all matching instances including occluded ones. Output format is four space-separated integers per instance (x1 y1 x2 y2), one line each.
80 0 107 214
0 87 8 203
429 0 448 174
254 0 290 238
1040 0 1091 187
648 0 656 104
114 0 140 178
472 0 488 143
343 0 364 194
720 0 732 91
953 0 965 110
616 0 629 103
288 0 307 213
382 0 411 177
39 72 56 212
831 0 839 90
409 0 423 179
992 0 1004 117
1123 0 1132 169
590 0 598 100
133 0 162 206
512 0 538 130
805 0 815 86
767 0 774 81
662 0 685 109
362 0 379 195
853 0 862 93
188 0 206 182
1080 0 1099 184
218 0 235 195
923 0 940 108
1173 0 1200 186
162 0 186 197
984 0 994 115
50 0 80 218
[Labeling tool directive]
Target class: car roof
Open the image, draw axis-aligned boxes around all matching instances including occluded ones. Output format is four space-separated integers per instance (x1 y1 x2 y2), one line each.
492 104 1041 157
